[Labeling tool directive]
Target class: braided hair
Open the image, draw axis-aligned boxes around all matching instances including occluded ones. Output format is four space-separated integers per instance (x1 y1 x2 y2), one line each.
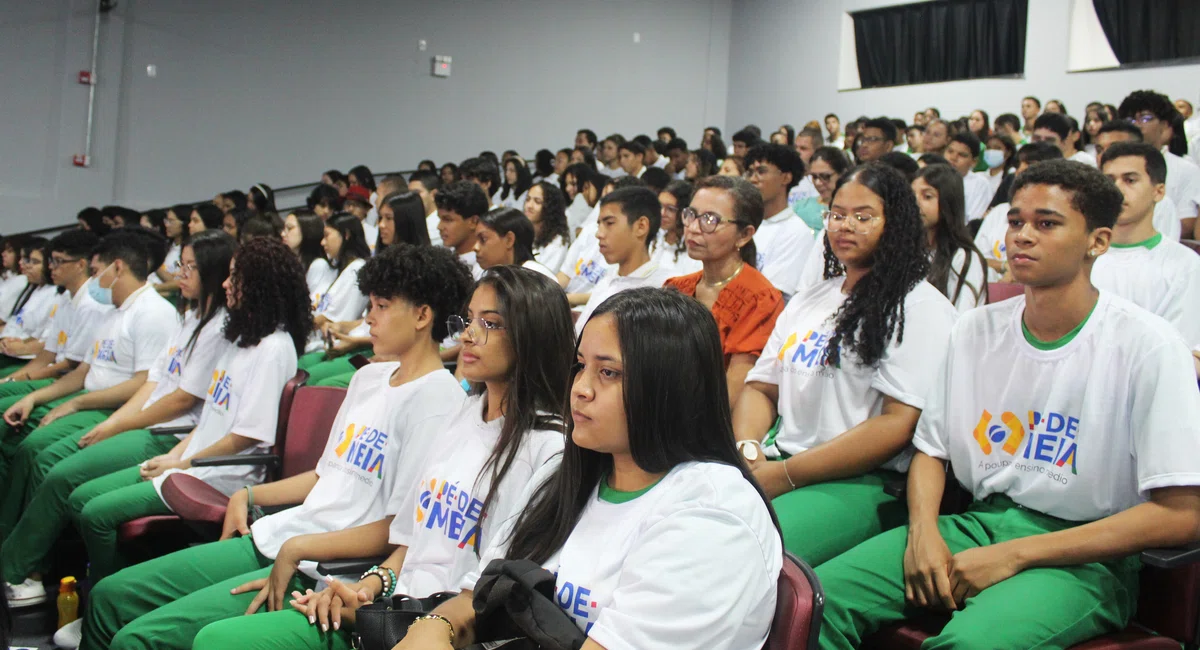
821 162 930 367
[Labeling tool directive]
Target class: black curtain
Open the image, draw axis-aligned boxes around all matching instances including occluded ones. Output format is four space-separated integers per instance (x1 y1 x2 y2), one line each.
853 0 1027 90
1092 0 1200 65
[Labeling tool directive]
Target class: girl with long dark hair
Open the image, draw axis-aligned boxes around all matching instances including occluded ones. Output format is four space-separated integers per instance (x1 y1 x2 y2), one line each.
393 287 783 649
152 204 190 289
282 209 336 298
248 184 277 215
650 179 703 275
305 214 370 354
912 165 988 311
499 158 533 210
0 232 237 627
474 208 557 279
0 238 55 351
189 204 224 236
0 238 28 326
524 181 571 271
732 163 957 568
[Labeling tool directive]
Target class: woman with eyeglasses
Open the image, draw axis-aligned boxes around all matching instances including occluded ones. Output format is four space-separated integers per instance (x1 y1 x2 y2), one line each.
790 146 855 295
0 238 56 366
732 162 957 568
665 176 782 407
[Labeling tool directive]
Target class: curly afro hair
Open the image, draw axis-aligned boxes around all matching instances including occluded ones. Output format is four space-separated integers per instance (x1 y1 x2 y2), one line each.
356 243 474 342
822 162 930 368
224 236 312 354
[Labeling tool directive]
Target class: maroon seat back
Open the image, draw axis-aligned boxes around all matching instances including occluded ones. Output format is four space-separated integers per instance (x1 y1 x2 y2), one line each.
768 552 824 650
987 282 1023 304
280 385 347 478
1132 561 1200 645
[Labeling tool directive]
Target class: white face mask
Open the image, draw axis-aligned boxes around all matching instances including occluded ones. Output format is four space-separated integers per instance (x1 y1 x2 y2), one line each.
983 149 1006 169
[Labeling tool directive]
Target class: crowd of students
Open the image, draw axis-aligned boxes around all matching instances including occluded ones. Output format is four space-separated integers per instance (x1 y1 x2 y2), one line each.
0 85 1198 650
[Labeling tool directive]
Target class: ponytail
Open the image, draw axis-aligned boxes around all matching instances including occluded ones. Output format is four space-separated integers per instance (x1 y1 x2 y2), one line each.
740 240 757 267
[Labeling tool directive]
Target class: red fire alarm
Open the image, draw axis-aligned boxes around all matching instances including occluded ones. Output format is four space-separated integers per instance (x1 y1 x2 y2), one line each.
78 71 94 85
72 155 90 167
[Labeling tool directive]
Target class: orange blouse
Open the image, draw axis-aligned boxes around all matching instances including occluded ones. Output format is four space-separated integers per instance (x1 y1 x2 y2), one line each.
664 265 784 367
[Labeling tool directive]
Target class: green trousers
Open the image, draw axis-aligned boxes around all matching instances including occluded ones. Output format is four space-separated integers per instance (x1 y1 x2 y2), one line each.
0 429 177 581
68 466 172 582
315 371 355 388
0 388 83 540
772 470 907 567
80 536 338 650
0 407 111 540
816 495 1141 650
298 349 373 384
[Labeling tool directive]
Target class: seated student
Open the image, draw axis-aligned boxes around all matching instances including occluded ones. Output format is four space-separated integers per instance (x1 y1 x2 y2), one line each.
0 238 57 373
574 186 677 335
912 165 989 311
733 163 957 567
1094 121 1184 240
220 208 250 240
303 213 370 356
188 203 224 237
283 209 336 299
247 183 277 216
941 133 993 222
1032 111 1096 168
307 184 343 221
435 181 488 279
460 157 503 209
975 142 1064 282
150 205 187 292
1094 143 1200 366
64 237 309 590
617 140 649 178
185 266 574 650
982 134 1018 208
0 231 176 530
743 144 817 294
664 137 689 179
597 134 628 179
406 169 443 247
1118 89 1200 236
498 157 532 211
391 287 783 650
1 231 103 388
341 186 378 253
816 158 1200 650
525 181 571 272
557 176 643 307
561 162 603 236
664 175 783 406
853 117 896 164
651 180 704 275
1 232 234 615
0 238 29 326
475 208 558 280
81 244 476 650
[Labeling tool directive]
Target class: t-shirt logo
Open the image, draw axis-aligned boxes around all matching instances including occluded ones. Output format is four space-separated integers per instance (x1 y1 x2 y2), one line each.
777 329 834 369
317 293 331 313
208 369 232 409
166 347 184 377
756 251 766 269
333 423 387 478
49 304 58 318
57 330 67 347
93 339 117 363
576 259 606 284
555 579 599 633
991 240 1006 261
414 478 482 550
972 409 1079 475
14 308 25 326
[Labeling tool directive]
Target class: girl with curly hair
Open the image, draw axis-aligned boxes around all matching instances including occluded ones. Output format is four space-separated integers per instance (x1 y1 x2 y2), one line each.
732 162 958 567
524 181 571 271
64 236 311 588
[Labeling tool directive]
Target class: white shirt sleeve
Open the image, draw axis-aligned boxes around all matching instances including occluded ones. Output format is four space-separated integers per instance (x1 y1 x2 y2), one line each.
130 304 176 373
230 338 295 444
178 317 230 398
910 331 955 461
587 508 777 650
1130 337 1200 496
870 290 957 409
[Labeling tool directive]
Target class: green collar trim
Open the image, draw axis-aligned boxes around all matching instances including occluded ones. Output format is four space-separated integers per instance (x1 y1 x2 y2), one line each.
1110 232 1162 250
1021 301 1097 351
598 476 663 504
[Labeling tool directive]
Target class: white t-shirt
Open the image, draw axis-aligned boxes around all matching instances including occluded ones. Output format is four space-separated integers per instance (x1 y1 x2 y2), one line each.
152 329 298 499
2 284 58 343
940 248 987 313
1091 234 1200 349
975 202 1009 283
650 156 668 170
308 258 369 353
458 251 483 281
755 207 819 295
1068 151 1098 168
533 234 570 274
38 290 74 363
426 211 443 247
1164 152 1200 222
963 172 994 222
250 364 465 580
388 394 564 597
598 166 627 179
913 293 1200 522
155 243 182 283
982 170 1006 201
462 461 782 650
500 190 528 211
305 258 337 302
1154 197 1182 241
787 176 820 205
521 259 558 281
792 232 829 295
83 284 177 392
649 233 703 277
144 308 231 429
746 278 957 471
0 273 28 321
361 221 380 255
63 281 113 363
560 208 616 294
575 259 677 336
565 195 593 234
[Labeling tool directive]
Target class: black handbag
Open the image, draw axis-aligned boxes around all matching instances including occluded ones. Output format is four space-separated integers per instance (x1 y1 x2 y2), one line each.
471 559 587 650
353 591 458 650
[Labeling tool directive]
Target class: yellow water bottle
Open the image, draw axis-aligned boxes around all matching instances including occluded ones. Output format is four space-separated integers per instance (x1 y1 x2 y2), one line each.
57 576 79 629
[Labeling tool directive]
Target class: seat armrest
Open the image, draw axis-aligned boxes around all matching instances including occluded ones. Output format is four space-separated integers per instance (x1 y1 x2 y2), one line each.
317 556 392 577
149 425 193 436
1141 541 1200 569
882 474 906 499
189 454 281 469
349 354 371 370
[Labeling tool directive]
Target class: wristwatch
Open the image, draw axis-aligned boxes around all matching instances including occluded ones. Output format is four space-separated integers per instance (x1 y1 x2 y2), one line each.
736 440 763 462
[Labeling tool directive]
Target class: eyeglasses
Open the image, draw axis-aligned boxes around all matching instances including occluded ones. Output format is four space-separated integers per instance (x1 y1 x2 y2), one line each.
822 210 882 233
743 165 776 180
809 172 836 184
680 207 740 234
446 315 506 346
1126 114 1157 125
661 204 679 217
856 136 888 146
48 256 80 269
177 261 199 277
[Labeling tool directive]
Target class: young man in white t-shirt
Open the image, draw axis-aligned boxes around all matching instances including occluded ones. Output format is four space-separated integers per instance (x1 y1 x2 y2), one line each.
575 187 676 335
974 142 1064 282
1091 121 1182 240
1118 90 1200 236
1033 112 1097 167
943 133 993 222
407 170 443 247
617 141 648 179
744 143 816 295
817 159 1200 649
1094 142 1200 371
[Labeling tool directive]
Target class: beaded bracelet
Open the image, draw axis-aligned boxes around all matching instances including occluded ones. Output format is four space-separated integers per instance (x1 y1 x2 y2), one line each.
360 566 393 600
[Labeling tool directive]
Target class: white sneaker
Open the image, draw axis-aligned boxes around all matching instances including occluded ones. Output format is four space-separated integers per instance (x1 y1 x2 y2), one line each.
5 577 47 607
54 617 84 648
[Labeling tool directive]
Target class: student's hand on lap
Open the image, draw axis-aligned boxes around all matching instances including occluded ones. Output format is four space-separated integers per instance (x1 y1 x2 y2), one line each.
237 540 303 613
220 489 251 540
751 460 794 500
292 579 373 632
4 397 34 426
41 399 79 426
903 525 957 611
947 542 1023 606
138 456 183 480
78 420 119 448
